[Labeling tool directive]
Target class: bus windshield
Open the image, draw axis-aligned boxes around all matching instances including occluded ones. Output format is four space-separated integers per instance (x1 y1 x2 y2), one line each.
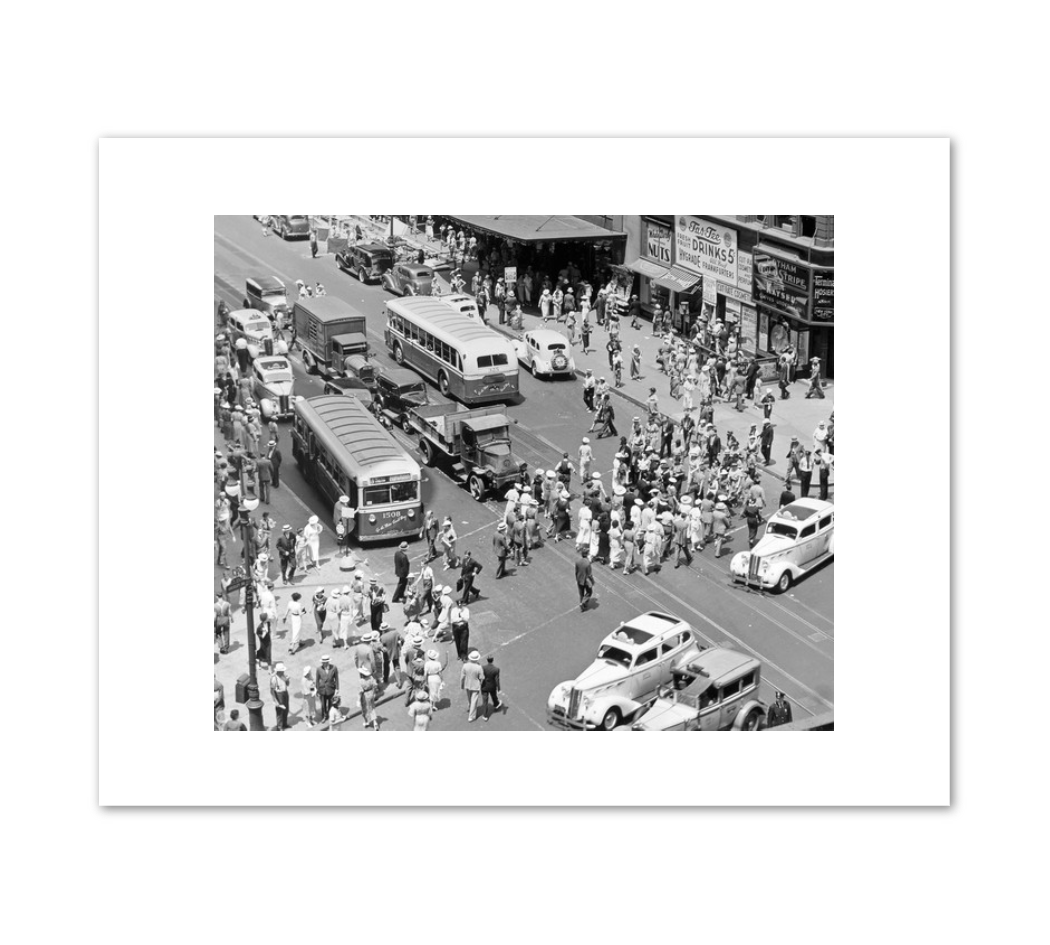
363 481 419 506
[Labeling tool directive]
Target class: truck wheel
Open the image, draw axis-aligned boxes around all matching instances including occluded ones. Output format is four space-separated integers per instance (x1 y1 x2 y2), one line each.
600 708 622 731
776 570 792 593
438 371 450 395
468 474 485 501
741 707 764 731
393 343 404 365
304 352 318 376
419 438 435 466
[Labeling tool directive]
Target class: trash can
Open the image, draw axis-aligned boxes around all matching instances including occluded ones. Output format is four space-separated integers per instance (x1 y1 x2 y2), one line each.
235 673 251 704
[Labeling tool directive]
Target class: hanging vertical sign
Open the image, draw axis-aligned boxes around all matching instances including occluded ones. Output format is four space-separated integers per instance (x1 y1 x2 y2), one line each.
644 219 672 265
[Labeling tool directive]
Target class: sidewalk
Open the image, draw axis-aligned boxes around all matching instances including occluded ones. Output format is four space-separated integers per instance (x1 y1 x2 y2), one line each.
484 301 834 487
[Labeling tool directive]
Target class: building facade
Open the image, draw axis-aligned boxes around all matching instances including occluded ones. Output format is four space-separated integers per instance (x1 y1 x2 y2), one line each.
617 214 834 378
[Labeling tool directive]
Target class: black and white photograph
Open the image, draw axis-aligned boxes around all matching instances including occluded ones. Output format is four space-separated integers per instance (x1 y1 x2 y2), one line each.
212 214 835 732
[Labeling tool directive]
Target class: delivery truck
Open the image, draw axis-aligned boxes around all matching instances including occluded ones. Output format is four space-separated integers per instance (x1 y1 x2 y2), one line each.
407 402 523 501
293 296 370 377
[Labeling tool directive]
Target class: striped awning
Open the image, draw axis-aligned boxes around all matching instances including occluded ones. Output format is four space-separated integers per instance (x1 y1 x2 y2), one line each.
626 257 671 280
652 266 702 293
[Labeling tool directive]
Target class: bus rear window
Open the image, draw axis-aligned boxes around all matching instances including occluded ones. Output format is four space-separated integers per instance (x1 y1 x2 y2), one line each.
477 353 509 368
363 481 419 506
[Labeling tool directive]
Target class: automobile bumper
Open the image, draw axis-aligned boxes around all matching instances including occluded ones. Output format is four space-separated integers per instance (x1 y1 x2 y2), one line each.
547 707 596 730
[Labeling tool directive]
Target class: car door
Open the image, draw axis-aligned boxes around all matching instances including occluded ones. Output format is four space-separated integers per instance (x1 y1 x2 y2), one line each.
797 520 819 564
631 646 661 702
814 512 833 556
718 678 743 730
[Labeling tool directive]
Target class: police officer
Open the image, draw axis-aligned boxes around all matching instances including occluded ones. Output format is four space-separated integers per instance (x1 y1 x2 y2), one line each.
766 691 793 728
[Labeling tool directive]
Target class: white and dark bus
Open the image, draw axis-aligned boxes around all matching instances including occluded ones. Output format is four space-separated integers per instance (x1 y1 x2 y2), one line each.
383 296 519 405
290 395 422 543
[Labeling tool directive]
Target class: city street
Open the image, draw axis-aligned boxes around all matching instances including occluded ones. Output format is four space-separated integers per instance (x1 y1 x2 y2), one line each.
213 215 834 731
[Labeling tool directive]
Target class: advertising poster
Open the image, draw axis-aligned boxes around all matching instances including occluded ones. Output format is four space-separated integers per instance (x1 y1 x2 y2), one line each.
740 304 758 351
813 269 834 322
753 252 810 320
645 218 672 265
674 215 739 285
759 310 769 350
737 249 753 291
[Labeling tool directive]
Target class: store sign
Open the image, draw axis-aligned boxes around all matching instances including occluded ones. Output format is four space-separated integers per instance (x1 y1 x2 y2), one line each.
740 305 758 351
674 216 738 285
645 219 672 265
504 267 517 285
717 281 753 305
813 269 834 322
737 250 753 291
753 252 810 320
702 278 717 303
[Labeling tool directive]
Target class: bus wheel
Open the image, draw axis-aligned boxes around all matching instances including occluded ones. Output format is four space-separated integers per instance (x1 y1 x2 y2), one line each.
438 371 450 395
419 438 435 466
394 343 404 365
776 570 792 593
468 474 485 501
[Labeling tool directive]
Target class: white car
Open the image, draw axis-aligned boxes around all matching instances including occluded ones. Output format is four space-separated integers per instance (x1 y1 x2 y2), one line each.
251 355 295 421
438 292 482 322
547 612 703 730
730 498 834 592
512 329 576 379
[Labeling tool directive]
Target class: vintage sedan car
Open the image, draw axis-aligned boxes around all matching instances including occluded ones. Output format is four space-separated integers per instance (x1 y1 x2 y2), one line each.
226 309 274 360
251 355 296 421
245 275 289 319
631 647 766 731
372 367 451 429
439 292 482 322
730 498 834 592
547 612 703 730
335 241 394 284
382 263 434 297
512 329 576 378
269 215 311 239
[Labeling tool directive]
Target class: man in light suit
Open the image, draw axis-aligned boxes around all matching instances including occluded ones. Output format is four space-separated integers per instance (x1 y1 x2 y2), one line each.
460 650 484 723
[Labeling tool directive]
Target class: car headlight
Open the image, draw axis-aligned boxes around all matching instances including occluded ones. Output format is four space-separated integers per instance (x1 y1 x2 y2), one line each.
760 560 770 574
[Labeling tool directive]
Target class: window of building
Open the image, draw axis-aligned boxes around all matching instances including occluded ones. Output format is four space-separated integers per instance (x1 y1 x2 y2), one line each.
800 216 817 239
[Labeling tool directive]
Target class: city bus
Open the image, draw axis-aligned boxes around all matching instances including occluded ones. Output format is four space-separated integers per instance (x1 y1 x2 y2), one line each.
383 296 519 404
290 395 423 543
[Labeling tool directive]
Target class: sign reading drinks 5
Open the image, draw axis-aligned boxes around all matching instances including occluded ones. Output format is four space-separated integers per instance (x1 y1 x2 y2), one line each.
674 216 738 285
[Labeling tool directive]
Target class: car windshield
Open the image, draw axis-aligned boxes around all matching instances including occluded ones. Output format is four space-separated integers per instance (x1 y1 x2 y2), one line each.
596 645 632 668
288 216 308 224
261 289 285 298
246 321 270 333
766 521 799 539
257 359 289 372
399 385 428 402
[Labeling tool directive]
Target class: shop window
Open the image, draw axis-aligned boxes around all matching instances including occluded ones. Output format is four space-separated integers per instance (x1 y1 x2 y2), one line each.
800 216 817 239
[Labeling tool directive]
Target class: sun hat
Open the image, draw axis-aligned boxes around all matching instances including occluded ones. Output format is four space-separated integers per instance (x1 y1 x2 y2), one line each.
339 495 350 503
468 651 480 662
426 649 439 660
308 515 319 525
359 666 372 676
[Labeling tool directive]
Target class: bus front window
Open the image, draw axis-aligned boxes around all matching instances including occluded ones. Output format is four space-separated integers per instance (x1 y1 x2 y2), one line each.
363 481 419 506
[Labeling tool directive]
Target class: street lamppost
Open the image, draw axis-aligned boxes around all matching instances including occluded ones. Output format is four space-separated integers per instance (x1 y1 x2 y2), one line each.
226 476 265 731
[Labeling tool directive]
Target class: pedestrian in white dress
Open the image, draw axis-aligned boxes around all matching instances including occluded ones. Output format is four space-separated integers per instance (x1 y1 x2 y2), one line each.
303 515 323 568
284 591 306 654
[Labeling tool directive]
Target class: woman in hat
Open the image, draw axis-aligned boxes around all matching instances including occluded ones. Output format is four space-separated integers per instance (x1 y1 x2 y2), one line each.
284 591 306 655
312 587 328 644
406 644 428 706
424 648 446 708
414 559 435 615
294 526 310 574
303 515 323 569
421 509 439 561
301 666 319 727
350 571 367 626
358 666 379 730
439 517 458 571
368 578 387 633
255 611 273 669
407 688 432 731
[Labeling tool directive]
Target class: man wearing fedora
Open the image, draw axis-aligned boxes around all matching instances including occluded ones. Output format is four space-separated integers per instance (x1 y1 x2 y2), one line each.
276 524 296 584
316 655 339 720
391 540 411 603
493 521 509 579
269 662 290 731
461 650 484 723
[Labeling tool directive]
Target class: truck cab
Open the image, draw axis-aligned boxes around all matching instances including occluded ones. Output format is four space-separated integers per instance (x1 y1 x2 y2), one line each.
245 276 289 319
458 415 515 479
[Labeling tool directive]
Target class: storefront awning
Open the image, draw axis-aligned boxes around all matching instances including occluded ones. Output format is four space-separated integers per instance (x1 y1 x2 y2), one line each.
444 215 625 243
626 257 670 280
652 266 702 293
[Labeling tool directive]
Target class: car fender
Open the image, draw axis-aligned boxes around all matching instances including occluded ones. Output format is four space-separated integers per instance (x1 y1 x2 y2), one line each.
583 693 645 727
730 699 767 730
257 397 276 420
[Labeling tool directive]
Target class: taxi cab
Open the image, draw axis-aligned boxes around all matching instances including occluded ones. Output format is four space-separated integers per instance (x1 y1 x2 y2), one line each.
251 355 295 420
631 647 766 731
730 497 834 592
547 612 702 730
226 308 274 359
512 329 576 379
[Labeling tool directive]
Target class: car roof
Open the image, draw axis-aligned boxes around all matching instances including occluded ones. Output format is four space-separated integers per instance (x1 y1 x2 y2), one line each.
602 612 684 649
443 293 474 304
402 265 433 275
248 275 285 291
527 329 569 345
356 242 392 253
379 367 426 387
682 647 760 681
773 499 834 522
326 377 369 390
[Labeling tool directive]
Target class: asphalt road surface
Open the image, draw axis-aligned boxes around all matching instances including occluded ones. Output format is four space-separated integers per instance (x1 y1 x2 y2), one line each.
214 215 833 731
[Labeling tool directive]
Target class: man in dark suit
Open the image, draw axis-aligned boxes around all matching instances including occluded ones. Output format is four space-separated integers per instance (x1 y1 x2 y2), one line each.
276 524 296 584
392 541 410 602
744 358 760 400
575 547 594 612
266 439 283 488
706 429 722 466
760 419 775 465
766 691 793 728
316 655 339 720
255 454 273 504
481 656 502 721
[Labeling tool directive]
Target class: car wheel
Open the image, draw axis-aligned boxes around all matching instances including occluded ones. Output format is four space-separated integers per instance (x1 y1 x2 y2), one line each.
468 474 485 502
600 708 622 732
419 438 435 466
776 570 792 593
393 343 404 365
829 534 835 555
358 267 366 283
438 371 450 395
742 707 764 731
405 285 416 296
528 361 535 376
